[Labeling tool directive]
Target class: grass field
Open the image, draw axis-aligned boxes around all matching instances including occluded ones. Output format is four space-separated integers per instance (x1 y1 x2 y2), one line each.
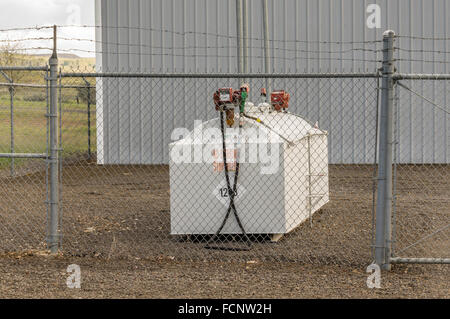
0 95 96 170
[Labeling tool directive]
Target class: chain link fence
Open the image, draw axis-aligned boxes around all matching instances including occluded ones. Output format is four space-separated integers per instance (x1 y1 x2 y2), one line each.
0 67 49 252
391 78 450 263
56 72 379 265
0 67 380 266
0 29 449 269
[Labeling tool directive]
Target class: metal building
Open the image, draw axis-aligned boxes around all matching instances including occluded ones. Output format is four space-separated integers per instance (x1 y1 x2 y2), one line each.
94 0 450 164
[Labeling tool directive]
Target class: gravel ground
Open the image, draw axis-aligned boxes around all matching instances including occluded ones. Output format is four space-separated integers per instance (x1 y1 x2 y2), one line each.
0 162 448 298
0 253 448 298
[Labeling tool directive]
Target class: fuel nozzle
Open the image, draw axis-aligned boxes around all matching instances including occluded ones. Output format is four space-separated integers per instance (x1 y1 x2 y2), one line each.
225 110 235 127
239 83 250 114
270 90 290 112
214 85 252 128
214 88 236 127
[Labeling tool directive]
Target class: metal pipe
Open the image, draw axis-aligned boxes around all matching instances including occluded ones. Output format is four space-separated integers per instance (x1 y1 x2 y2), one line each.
242 0 248 76
391 83 400 256
262 0 272 96
1 70 15 176
58 68 63 249
390 257 450 264
45 68 50 250
87 83 91 159
0 153 47 159
394 73 450 80
9 83 14 176
59 72 381 79
0 83 89 88
307 134 312 227
375 30 395 270
48 25 59 254
371 70 381 260
81 78 92 160
236 0 243 75
0 66 48 71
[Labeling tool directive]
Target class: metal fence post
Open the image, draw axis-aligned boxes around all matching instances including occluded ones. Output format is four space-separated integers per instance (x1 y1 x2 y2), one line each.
236 0 243 80
375 30 395 270
48 25 59 253
262 0 272 96
9 84 14 176
87 83 91 160
242 0 248 76
81 78 92 160
1 70 15 176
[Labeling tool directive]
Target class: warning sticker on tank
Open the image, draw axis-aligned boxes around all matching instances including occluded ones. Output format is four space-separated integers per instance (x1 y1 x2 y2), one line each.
212 149 237 172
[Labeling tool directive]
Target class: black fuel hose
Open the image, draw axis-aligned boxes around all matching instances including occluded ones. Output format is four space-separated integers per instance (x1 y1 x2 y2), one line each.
205 111 251 250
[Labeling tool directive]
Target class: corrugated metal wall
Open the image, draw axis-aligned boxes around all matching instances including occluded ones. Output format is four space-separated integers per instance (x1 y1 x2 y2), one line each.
95 0 450 164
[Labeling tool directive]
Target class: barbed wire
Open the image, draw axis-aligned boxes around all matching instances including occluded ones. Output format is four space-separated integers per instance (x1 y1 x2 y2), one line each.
0 25 383 64
396 35 450 41
0 32 380 63
0 37 383 57
60 24 380 45
395 58 450 65
395 35 450 64
14 46 381 63
396 47 450 55
55 36 382 54
7 46 54 52
0 37 53 43
0 24 383 45
18 25 450 66
0 26 54 32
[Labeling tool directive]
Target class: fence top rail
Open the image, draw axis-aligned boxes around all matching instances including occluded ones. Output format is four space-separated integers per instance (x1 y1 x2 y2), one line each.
0 66 49 71
390 257 450 264
59 72 380 79
0 153 47 159
0 82 93 89
0 82 46 88
394 73 450 80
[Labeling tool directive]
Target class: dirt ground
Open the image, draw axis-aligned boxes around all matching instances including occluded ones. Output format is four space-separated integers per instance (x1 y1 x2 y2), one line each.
0 162 448 298
0 254 448 298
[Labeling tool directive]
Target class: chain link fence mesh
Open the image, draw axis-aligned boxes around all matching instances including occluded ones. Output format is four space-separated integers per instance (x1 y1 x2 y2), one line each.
2 66 448 267
0 69 48 252
392 80 450 261
52 72 379 266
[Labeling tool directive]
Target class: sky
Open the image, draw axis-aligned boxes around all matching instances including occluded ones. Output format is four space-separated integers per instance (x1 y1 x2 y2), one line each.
0 0 96 57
